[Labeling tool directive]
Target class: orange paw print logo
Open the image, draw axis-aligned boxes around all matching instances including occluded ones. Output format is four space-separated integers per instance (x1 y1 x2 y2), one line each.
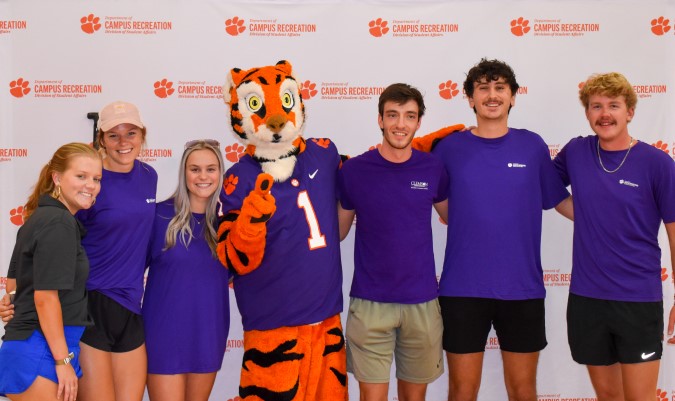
9 206 25 226
154 79 175 98
656 388 667 401
225 143 246 163
652 140 670 155
510 17 531 36
312 138 331 148
368 143 382 151
300 80 318 100
224 174 239 195
9 78 31 98
650 16 671 36
439 80 460 100
225 16 246 36
80 14 101 34
368 18 389 37
661 267 669 282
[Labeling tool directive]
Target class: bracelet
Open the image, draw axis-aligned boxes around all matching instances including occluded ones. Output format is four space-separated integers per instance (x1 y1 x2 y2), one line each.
55 352 74 366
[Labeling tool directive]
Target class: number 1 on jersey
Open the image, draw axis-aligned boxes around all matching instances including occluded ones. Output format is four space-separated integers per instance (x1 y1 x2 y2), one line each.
297 190 327 250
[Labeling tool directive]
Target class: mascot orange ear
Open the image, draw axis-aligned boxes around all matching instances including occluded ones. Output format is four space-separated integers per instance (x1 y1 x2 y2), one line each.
274 60 293 75
230 67 248 87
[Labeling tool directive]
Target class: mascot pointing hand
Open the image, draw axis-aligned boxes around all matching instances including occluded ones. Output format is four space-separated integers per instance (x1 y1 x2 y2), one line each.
217 60 463 401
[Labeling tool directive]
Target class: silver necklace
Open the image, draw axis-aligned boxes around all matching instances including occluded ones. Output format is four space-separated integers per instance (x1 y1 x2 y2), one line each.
596 136 633 174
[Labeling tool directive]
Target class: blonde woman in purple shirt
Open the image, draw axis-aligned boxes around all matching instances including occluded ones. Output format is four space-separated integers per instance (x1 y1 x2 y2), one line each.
143 140 229 401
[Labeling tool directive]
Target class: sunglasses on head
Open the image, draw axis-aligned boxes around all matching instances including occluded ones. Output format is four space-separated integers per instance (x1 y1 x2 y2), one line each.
184 139 220 149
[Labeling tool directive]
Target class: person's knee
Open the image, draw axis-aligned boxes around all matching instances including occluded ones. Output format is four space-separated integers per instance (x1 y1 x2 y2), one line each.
396 380 427 401
448 383 479 401
503 379 537 401
592 382 623 400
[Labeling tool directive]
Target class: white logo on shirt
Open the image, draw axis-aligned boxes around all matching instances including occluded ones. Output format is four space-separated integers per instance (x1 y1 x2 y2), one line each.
507 163 527 168
309 169 319 179
619 179 639 188
410 181 429 190
146 198 156 203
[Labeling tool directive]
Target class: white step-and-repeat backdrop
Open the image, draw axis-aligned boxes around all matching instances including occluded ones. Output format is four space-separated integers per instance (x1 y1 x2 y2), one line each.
1 0 674 400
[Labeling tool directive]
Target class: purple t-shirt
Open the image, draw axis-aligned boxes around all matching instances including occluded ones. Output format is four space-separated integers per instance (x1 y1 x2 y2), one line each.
143 199 230 374
554 136 675 301
220 138 343 331
77 160 157 314
338 149 447 303
433 128 569 299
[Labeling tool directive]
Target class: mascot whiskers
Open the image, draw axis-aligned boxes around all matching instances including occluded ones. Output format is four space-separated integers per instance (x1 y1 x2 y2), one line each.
217 60 463 401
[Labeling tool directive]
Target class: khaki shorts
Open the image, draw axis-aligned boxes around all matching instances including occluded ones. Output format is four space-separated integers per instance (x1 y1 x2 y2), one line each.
346 297 444 384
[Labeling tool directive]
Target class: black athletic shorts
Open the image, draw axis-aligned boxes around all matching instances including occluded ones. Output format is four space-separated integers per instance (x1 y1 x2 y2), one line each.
567 293 663 365
80 290 145 353
439 296 546 353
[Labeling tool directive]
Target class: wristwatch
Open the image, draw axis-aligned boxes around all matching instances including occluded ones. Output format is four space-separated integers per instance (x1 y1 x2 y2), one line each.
55 352 75 366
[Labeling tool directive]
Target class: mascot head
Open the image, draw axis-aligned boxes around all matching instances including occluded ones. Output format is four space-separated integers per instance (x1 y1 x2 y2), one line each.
224 60 306 182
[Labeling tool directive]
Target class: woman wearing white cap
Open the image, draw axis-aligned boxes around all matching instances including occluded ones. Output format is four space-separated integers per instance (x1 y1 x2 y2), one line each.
75 101 157 401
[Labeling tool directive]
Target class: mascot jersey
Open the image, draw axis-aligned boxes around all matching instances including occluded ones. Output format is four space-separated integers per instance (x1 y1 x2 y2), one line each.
433 128 569 300
554 136 675 302
220 138 343 331
77 160 157 314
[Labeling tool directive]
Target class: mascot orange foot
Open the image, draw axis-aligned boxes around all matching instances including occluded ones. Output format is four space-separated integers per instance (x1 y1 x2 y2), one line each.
240 315 347 401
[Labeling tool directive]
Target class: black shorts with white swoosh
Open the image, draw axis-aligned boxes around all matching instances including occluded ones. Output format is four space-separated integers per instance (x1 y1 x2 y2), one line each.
567 293 663 365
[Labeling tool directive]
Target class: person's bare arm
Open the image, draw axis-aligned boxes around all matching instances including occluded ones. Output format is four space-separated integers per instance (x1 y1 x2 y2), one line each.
555 195 574 221
433 199 448 225
35 290 78 401
338 203 356 241
665 222 675 344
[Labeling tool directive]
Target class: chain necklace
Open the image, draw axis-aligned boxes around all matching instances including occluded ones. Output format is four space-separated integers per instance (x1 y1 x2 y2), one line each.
596 136 633 174
191 214 205 228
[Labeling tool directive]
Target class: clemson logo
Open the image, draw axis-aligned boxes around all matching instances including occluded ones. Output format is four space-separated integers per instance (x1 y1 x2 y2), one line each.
80 14 102 34
368 18 389 37
9 78 31 98
154 79 175 98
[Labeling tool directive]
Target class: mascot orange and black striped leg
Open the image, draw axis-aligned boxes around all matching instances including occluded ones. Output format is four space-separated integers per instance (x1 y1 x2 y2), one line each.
217 60 463 401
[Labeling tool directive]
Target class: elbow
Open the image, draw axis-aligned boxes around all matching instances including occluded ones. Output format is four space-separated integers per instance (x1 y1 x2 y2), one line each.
33 290 57 308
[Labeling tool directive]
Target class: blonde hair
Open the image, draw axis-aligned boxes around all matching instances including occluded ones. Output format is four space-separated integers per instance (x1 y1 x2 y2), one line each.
579 72 637 110
164 141 225 256
24 143 101 219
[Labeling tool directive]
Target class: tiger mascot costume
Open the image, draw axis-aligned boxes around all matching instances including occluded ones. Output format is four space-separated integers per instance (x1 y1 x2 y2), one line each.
217 60 463 401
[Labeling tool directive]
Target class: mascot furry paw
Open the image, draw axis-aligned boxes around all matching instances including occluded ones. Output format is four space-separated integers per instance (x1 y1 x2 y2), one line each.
217 173 275 275
217 60 462 401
